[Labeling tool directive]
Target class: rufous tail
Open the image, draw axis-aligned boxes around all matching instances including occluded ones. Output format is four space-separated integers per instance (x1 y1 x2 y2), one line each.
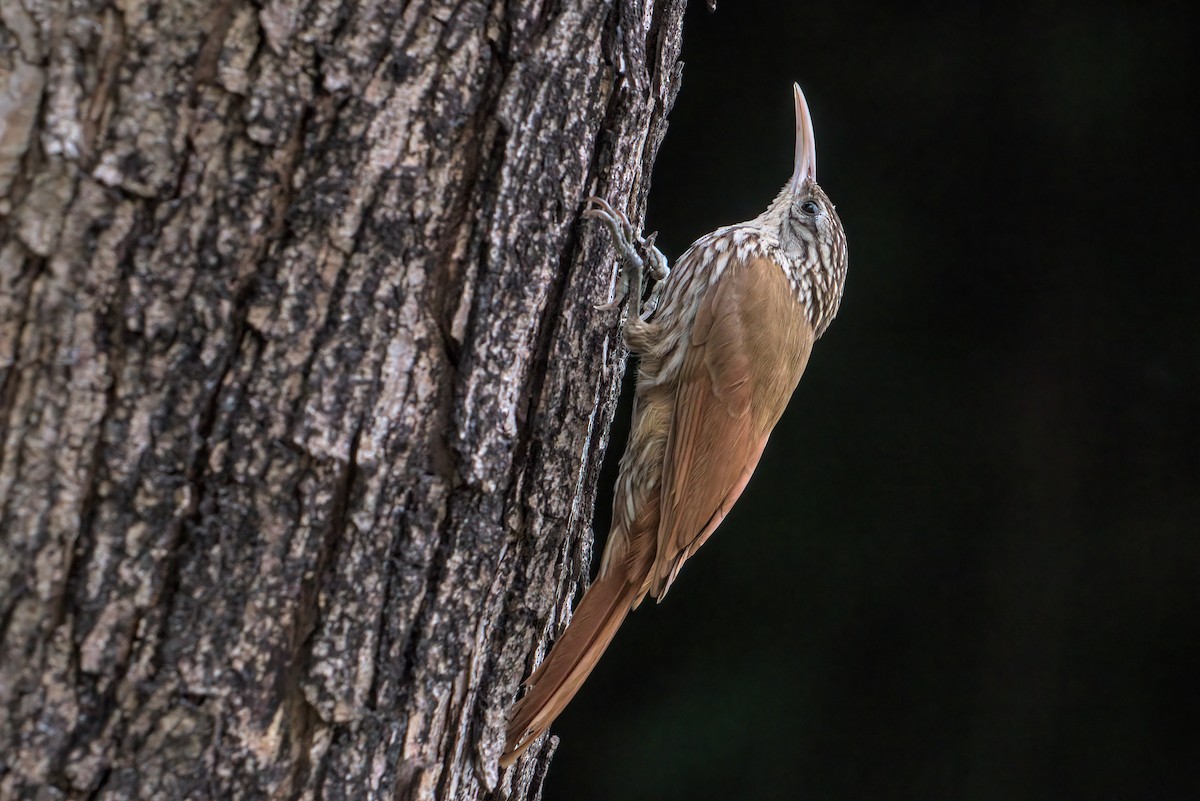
500 570 636 766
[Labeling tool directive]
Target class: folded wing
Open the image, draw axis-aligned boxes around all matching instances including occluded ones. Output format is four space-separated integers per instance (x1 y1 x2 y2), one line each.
650 255 815 599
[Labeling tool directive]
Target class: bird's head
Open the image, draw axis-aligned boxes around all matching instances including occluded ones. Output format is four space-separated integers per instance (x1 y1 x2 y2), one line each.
766 83 848 335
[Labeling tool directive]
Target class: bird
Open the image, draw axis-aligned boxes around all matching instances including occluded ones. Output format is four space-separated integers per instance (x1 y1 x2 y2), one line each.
501 83 848 767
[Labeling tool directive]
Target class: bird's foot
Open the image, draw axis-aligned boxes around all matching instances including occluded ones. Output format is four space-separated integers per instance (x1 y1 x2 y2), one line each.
582 196 670 319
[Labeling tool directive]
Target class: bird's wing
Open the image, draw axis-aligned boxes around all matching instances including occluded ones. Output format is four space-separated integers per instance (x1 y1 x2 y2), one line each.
650 255 815 599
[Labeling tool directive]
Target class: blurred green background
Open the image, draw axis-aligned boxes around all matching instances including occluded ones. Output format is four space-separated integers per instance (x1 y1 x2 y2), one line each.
545 2 1200 799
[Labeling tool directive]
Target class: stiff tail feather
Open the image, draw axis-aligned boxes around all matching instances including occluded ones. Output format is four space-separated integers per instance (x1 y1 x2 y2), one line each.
500 571 635 766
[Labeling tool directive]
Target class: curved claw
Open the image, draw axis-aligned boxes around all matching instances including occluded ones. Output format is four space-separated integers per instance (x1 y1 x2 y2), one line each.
583 196 626 224
583 196 635 243
583 195 671 319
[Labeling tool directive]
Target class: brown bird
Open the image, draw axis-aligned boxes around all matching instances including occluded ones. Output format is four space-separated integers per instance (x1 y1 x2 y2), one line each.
502 83 848 766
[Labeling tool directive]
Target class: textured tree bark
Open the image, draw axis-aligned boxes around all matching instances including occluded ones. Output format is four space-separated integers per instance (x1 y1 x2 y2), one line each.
0 0 684 798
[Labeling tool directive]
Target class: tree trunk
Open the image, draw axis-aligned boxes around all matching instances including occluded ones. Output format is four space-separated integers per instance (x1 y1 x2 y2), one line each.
0 0 683 797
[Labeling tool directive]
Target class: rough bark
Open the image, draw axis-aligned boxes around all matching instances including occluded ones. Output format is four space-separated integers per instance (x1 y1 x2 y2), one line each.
0 0 684 798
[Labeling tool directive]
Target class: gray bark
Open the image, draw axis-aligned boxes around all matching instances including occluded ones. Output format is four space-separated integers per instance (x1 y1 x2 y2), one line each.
0 0 684 798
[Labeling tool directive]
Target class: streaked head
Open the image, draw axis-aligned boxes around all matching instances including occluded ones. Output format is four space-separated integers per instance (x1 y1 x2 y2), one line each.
768 83 848 336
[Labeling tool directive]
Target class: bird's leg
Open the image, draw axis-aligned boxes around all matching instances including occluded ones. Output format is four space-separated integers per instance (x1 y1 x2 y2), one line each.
582 197 670 322
640 230 669 316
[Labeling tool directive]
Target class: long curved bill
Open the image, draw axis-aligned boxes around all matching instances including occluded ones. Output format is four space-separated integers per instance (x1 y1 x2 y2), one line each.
788 82 818 192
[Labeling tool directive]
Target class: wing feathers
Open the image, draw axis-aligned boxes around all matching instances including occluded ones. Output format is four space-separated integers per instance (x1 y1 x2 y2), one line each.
651 256 814 599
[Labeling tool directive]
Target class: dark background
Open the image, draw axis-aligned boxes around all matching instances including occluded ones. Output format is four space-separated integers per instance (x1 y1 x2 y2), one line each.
546 2 1199 800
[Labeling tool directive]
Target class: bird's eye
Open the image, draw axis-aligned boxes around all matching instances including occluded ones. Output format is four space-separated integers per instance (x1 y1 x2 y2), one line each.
800 200 819 215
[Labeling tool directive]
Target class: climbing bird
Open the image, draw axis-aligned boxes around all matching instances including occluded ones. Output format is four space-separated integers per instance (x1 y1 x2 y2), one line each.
502 83 848 766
